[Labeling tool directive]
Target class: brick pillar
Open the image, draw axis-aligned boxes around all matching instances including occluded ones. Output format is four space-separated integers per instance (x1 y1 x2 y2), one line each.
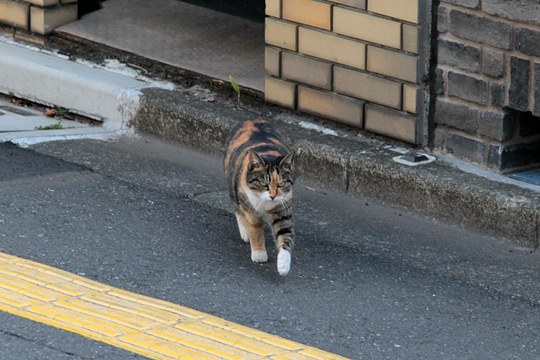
264 0 426 144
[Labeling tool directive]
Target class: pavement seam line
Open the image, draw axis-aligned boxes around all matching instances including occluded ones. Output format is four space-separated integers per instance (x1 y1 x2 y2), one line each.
0 252 349 360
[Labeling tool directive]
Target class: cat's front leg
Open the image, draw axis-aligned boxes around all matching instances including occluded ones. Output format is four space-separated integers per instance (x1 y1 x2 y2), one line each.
277 249 291 276
274 226 294 276
236 209 268 263
235 212 250 243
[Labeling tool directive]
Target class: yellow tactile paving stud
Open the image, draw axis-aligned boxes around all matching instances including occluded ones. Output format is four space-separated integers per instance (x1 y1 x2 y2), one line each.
0 252 349 360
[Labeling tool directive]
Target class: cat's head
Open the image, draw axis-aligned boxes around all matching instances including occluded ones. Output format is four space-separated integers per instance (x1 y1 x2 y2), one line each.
245 150 294 204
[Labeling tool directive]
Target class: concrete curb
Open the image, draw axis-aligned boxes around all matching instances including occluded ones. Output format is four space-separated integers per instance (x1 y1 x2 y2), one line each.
1 38 538 249
132 87 540 249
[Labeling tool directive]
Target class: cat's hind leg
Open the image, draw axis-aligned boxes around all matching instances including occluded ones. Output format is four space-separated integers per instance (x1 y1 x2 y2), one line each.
236 209 268 263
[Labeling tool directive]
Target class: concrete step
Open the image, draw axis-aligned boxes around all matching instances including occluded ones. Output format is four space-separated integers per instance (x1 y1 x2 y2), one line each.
0 37 167 131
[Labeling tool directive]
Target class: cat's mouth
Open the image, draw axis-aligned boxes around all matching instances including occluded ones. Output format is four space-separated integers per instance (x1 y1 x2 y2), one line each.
263 191 291 203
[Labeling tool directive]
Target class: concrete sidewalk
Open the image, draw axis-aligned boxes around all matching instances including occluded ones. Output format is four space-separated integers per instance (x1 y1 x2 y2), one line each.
0 30 539 250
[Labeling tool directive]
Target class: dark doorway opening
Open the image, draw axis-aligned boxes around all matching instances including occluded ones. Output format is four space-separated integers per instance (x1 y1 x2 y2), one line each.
498 109 540 173
78 0 103 18
179 0 265 22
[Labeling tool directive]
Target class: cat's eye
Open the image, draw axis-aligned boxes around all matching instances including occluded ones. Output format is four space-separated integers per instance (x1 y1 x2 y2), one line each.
279 179 292 187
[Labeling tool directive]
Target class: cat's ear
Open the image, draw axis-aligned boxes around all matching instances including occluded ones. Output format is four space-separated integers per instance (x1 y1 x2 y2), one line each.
248 151 265 170
279 153 294 171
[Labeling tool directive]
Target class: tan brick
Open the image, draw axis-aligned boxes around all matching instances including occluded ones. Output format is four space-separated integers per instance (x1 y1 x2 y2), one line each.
365 104 416 143
299 27 366 70
31 4 77 35
265 76 296 108
368 0 419 24
283 0 331 30
334 67 402 109
281 52 332 89
333 7 401 49
367 46 417 83
403 85 418 114
331 0 366 9
265 18 297 51
403 24 418 54
298 86 364 127
266 0 281 17
265 47 281 77
26 0 59 5
0 0 30 30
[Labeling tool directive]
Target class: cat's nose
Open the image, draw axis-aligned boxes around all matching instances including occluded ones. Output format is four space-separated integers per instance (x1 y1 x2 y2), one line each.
269 194 276 200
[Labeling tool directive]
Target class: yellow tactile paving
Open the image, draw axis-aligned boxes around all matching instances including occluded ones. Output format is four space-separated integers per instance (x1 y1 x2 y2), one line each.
0 253 349 359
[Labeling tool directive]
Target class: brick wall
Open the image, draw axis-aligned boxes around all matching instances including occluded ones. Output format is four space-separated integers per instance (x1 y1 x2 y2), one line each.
436 0 540 171
0 0 77 35
264 0 425 144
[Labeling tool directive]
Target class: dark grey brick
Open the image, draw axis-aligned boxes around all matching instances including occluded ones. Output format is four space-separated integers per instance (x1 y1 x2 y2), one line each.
435 98 479 134
442 0 480 8
478 110 515 142
490 82 506 108
448 71 488 104
487 145 502 169
438 39 480 72
483 0 540 24
435 67 445 95
509 56 530 112
482 48 504 78
433 127 447 149
446 133 485 164
515 28 540 58
449 10 512 49
437 6 448 33
535 62 540 117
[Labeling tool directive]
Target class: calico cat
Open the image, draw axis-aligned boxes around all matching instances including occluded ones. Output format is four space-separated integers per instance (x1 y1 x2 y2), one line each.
224 119 295 276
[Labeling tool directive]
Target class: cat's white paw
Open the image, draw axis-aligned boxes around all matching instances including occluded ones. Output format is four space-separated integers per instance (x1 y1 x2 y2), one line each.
235 214 249 243
251 250 268 263
277 250 291 276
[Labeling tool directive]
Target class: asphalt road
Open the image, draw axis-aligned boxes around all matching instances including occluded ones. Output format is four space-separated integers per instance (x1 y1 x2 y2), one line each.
1 137 540 359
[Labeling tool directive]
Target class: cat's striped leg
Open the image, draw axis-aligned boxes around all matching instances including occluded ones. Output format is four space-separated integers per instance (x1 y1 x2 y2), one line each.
271 213 294 276
236 208 268 263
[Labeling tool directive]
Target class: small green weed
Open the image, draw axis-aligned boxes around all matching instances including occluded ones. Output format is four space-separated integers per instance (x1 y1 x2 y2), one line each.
35 122 63 130
229 75 241 103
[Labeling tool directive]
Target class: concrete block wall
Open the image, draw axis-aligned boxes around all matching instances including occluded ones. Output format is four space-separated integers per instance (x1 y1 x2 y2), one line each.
264 0 422 144
436 0 540 171
0 0 77 35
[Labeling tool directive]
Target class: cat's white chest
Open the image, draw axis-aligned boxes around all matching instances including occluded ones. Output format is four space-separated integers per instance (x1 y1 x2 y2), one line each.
245 187 280 214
